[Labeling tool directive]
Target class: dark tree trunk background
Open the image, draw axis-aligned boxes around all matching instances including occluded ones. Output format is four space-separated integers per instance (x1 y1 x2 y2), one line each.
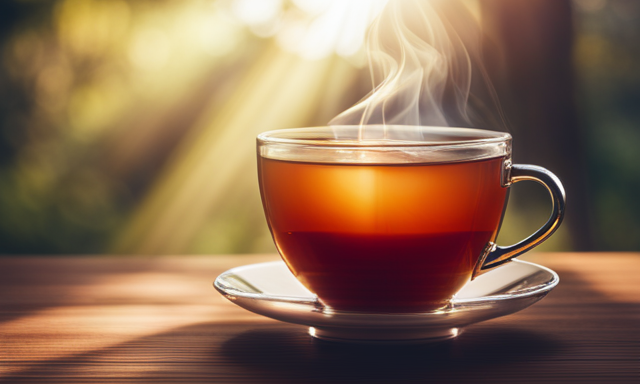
481 0 595 251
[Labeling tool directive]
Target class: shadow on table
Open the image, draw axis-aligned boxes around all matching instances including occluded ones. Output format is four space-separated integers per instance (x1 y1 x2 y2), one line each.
220 325 563 383
1 321 563 384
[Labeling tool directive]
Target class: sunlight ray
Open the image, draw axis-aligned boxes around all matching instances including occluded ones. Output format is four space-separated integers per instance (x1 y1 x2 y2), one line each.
114 44 351 254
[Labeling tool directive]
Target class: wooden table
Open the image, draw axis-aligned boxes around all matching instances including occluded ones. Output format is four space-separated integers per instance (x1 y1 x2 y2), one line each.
1 253 638 383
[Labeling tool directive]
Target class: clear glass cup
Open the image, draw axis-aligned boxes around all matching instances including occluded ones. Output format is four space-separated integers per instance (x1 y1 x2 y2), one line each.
257 125 565 313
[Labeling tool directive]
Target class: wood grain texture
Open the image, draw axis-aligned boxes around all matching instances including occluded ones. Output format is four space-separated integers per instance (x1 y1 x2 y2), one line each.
0 253 639 383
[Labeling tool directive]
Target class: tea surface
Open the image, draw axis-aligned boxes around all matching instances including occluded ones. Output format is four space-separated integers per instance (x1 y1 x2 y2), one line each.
258 156 508 312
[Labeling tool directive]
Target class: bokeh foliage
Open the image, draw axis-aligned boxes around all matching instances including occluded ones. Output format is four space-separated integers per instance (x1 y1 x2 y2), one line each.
0 0 638 254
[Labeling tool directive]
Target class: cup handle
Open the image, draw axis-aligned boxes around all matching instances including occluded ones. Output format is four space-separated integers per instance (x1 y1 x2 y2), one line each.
472 164 566 279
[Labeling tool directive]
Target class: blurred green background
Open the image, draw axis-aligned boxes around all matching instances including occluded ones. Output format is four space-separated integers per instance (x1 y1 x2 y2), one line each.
0 0 638 255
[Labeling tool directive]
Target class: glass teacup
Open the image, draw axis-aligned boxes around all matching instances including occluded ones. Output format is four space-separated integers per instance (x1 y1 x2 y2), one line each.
257 125 565 313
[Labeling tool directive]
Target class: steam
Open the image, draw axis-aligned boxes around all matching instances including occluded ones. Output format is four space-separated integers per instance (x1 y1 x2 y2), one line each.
330 0 505 133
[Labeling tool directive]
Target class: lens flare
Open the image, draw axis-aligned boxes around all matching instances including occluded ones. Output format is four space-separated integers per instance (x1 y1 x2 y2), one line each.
231 0 389 59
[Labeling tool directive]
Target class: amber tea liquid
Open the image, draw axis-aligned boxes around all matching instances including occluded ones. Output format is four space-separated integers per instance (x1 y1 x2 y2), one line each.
259 156 508 313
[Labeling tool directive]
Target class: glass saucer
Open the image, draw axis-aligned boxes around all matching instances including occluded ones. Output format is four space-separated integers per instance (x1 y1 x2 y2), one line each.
214 259 558 344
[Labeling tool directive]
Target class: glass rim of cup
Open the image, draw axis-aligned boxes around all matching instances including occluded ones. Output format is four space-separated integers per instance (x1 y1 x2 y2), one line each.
257 126 512 149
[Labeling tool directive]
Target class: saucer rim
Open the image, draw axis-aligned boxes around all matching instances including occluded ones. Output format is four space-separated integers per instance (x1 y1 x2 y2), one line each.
214 259 559 316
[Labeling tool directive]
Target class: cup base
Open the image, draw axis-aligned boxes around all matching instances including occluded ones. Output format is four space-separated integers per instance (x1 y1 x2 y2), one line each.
309 326 460 345
317 299 452 315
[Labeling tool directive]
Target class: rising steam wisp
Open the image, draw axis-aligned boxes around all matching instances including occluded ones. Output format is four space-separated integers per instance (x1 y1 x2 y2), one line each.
330 0 506 139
